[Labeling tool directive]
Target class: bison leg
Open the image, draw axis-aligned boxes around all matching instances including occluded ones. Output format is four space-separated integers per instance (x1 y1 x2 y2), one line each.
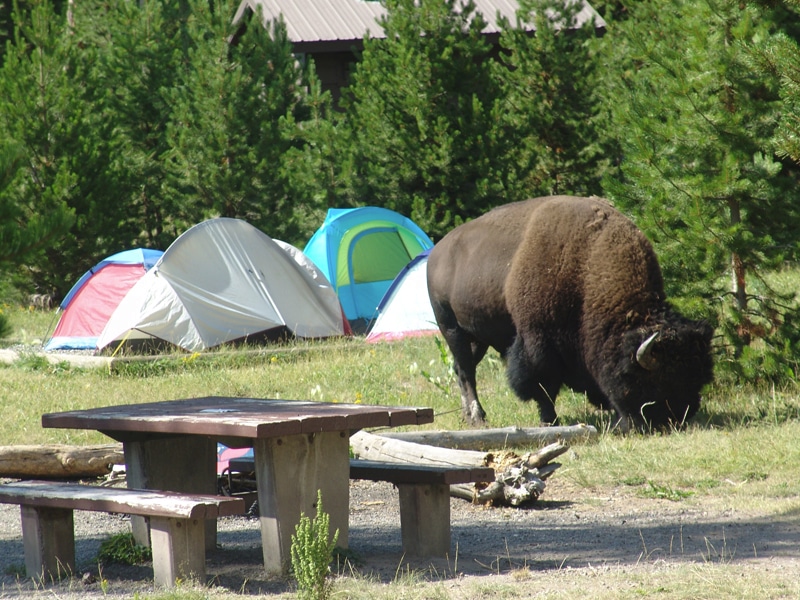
431 298 491 426
456 340 489 426
506 335 562 425
439 329 489 426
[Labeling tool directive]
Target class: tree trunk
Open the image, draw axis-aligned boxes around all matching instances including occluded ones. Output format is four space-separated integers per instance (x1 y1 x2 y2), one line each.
729 196 751 352
376 424 597 451
350 430 489 466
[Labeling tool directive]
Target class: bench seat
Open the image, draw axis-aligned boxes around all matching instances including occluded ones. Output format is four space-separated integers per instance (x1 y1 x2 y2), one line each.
228 456 495 557
0 480 245 587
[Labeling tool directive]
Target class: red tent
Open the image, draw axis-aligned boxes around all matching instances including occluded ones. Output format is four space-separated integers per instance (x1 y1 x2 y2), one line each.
45 249 163 351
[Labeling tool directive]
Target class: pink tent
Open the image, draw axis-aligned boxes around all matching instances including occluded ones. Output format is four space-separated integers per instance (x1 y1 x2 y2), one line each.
45 249 163 351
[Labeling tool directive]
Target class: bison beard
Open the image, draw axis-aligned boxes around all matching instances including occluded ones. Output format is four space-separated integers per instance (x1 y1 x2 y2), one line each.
427 195 714 432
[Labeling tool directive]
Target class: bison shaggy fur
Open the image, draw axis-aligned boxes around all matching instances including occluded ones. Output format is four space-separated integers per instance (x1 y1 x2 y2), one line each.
426 195 714 431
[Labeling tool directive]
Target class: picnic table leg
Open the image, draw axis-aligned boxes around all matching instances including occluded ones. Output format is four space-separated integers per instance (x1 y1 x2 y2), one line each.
123 436 217 550
253 430 350 575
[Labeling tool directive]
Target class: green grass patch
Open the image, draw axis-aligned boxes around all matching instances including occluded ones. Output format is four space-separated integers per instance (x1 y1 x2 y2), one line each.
3 307 800 600
638 481 694 501
3 563 25 577
0 304 57 347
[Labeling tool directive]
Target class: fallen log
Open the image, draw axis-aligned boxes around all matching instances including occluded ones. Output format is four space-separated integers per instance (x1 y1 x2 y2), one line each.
350 430 490 466
376 424 597 451
350 431 569 507
0 444 124 479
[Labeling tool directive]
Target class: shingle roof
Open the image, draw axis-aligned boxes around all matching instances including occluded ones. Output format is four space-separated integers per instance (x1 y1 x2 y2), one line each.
233 0 605 52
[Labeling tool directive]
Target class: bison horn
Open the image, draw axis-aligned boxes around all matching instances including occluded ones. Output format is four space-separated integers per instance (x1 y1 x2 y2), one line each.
636 332 660 370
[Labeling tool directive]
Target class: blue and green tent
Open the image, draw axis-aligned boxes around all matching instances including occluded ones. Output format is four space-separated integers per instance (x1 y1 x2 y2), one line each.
303 207 433 329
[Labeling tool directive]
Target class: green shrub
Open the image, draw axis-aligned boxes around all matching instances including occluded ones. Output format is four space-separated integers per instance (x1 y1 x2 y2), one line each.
0 311 11 340
291 490 339 600
97 532 152 565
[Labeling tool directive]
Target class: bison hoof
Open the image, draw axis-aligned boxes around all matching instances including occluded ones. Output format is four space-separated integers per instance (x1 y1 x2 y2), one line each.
466 415 488 428
463 402 487 427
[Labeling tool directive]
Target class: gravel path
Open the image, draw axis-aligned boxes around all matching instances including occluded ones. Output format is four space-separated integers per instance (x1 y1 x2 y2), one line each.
0 475 798 598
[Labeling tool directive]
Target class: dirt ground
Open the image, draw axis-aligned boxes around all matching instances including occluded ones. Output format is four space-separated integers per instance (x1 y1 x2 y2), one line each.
0 474 798 598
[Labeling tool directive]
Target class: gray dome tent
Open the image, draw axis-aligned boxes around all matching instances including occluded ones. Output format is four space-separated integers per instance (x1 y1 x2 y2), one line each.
97 218 349 353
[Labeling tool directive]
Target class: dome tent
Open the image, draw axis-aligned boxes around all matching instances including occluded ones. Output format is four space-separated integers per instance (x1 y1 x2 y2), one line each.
303 207 433 330
45 248 163 351
366 249 439 343
97 218 349 353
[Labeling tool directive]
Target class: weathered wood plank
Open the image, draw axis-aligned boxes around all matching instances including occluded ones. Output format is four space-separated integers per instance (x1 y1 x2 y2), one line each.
398 483 451 557
376 424 598 450
149 515 207 587
0 481 245 519
254 431 350 576
350 460 494 486
21 505 74 581
231 455 495 486
42 397 434 440
123 436 218 550
350 430 490 466
350 431 570 507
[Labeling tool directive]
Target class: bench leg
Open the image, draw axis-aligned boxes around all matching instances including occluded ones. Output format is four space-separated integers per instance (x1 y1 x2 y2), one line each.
149 516 206 588
20 505 75 581
397 483 451 557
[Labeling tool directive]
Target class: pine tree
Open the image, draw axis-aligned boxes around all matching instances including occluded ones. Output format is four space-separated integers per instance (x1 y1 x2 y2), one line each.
0 141 72 268
339 0 508 238
601 0 800 381
497 0 607 198
0 0 80 296
751 0 800 164
82 0 188 250
280 66 352 241
166 0 312 242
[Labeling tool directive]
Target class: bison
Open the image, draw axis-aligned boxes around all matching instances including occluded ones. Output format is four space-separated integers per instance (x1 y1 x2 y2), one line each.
426 195 714 432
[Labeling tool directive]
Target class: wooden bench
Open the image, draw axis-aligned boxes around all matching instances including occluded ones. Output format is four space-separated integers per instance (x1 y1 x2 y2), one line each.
0 481 245 587
228 456 495 558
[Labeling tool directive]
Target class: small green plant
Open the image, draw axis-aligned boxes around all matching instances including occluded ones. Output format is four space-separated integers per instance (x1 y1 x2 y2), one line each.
623 475 647 487
291 489 339 600
415 336 456 395
97 564 109 594
13 352 52 371
639 481 694 502
96 532 152 565
4 562 25 577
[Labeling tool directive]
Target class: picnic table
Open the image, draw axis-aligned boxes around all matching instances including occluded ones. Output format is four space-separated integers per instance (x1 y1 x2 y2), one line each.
42 396 434 575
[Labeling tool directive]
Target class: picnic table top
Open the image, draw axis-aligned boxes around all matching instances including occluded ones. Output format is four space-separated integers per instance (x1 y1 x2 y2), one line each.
41 396 434 440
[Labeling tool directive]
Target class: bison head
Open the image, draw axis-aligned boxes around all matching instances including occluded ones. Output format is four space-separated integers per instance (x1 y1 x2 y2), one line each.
614 315 715 432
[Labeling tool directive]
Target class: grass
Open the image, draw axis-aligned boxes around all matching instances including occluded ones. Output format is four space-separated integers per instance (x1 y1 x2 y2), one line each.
2 305 800 599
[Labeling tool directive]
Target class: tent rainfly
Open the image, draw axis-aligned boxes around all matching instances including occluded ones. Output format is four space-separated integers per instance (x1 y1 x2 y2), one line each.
45 248 163 351
96 218 349 353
